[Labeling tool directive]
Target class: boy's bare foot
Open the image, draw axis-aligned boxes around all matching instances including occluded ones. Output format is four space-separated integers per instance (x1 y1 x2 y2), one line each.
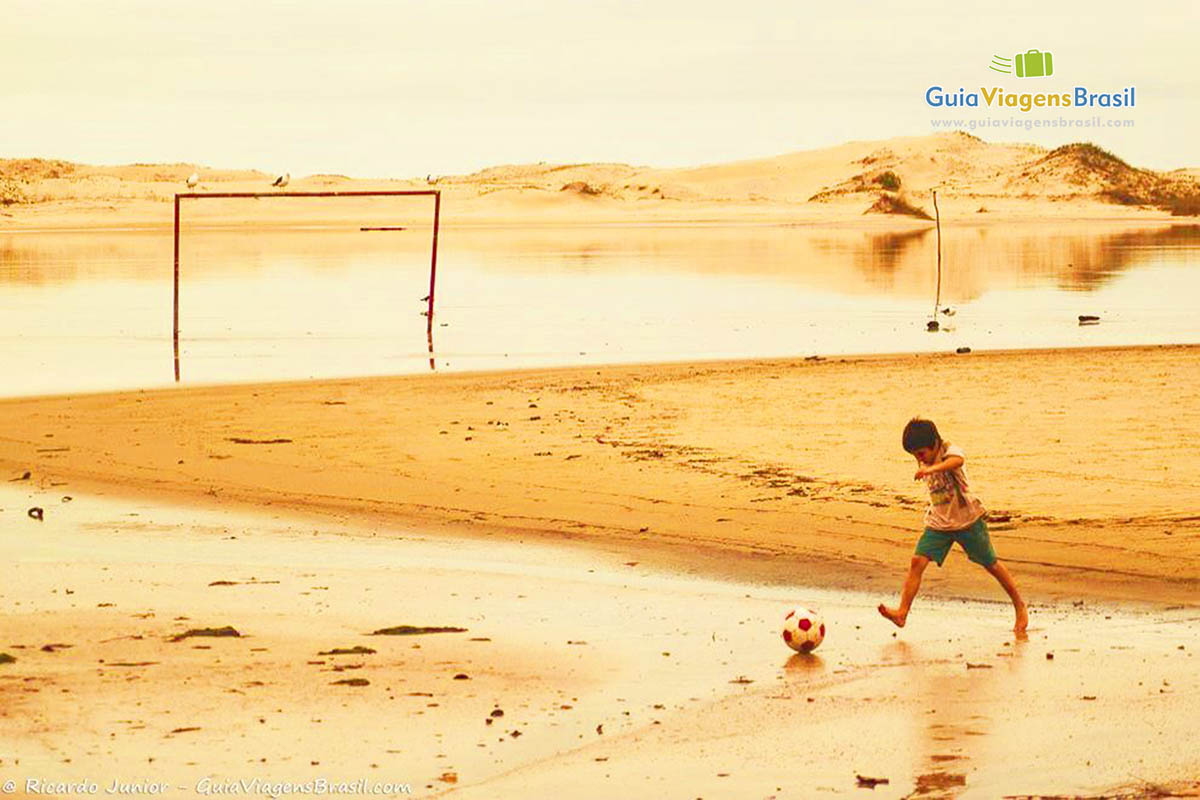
878 603 907 628
1014 603 1028 634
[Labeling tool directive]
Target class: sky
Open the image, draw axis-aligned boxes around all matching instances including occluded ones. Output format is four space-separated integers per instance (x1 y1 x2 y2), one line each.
5 0 1198 178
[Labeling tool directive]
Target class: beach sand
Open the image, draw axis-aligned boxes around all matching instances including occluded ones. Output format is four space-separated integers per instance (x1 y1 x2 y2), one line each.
2 345 1200 796
2 345 1197 605
4 484 1198 799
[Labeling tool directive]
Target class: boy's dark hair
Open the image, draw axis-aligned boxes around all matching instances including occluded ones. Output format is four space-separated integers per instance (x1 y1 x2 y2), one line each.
902 417 941 453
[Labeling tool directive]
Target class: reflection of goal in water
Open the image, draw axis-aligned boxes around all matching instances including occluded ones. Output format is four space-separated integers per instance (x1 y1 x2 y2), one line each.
171 190 441 381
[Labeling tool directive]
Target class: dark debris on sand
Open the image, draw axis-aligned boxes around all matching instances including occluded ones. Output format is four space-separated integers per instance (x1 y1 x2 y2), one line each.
169 626 241 642
368 625 467 636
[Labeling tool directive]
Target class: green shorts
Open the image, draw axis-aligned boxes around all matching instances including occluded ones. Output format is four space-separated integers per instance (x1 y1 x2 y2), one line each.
915 517 997 568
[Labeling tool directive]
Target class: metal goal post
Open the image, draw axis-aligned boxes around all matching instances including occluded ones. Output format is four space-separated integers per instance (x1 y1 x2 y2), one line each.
171 189 441 382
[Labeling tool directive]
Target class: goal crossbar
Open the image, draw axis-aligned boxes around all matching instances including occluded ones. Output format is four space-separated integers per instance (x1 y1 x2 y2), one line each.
172 189 441 382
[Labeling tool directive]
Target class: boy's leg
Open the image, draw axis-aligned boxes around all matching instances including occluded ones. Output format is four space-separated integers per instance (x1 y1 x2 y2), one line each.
985 560 1028 634
878 555 930 628
959 519 1028 634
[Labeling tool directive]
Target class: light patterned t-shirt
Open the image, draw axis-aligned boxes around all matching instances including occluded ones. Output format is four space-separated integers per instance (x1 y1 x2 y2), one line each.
922 442 986 531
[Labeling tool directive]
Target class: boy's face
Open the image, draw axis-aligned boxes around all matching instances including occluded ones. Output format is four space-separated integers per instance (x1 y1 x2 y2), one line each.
911 446 938 465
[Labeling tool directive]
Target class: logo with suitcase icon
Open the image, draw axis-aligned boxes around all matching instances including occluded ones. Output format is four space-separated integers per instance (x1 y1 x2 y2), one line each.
989 50 1054 78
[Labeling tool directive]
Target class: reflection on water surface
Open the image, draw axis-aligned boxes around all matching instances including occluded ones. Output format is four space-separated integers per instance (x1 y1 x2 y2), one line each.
0 224 1197 396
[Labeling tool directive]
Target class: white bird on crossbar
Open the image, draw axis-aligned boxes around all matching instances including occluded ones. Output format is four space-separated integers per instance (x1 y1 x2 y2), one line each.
271 172 290 188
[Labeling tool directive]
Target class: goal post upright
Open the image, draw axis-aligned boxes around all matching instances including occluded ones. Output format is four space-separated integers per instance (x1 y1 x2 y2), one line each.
171 189 441 383
173 194 181 381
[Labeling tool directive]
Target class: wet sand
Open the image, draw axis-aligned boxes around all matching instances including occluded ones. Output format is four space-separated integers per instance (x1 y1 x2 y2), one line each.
2 345 1200 797
4 485 1198 799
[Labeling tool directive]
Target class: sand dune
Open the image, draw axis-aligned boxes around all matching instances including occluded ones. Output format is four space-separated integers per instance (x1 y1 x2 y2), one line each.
3 133 1198 229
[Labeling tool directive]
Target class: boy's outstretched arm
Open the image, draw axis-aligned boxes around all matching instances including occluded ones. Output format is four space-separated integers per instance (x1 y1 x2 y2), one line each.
915 455 963 479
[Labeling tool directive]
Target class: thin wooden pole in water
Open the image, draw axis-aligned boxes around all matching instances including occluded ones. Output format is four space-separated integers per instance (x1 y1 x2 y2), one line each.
932 190 942 326
427 191 440 341
173 194 181 382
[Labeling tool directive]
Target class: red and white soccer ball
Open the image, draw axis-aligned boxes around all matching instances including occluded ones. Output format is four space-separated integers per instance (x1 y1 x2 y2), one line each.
781 607 825 653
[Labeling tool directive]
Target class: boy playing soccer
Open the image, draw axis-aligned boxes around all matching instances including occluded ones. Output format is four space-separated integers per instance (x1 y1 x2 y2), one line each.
878 418 1028 634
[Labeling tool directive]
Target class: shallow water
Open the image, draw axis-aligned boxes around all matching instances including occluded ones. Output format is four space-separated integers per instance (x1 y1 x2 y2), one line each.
1 223 1198 397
